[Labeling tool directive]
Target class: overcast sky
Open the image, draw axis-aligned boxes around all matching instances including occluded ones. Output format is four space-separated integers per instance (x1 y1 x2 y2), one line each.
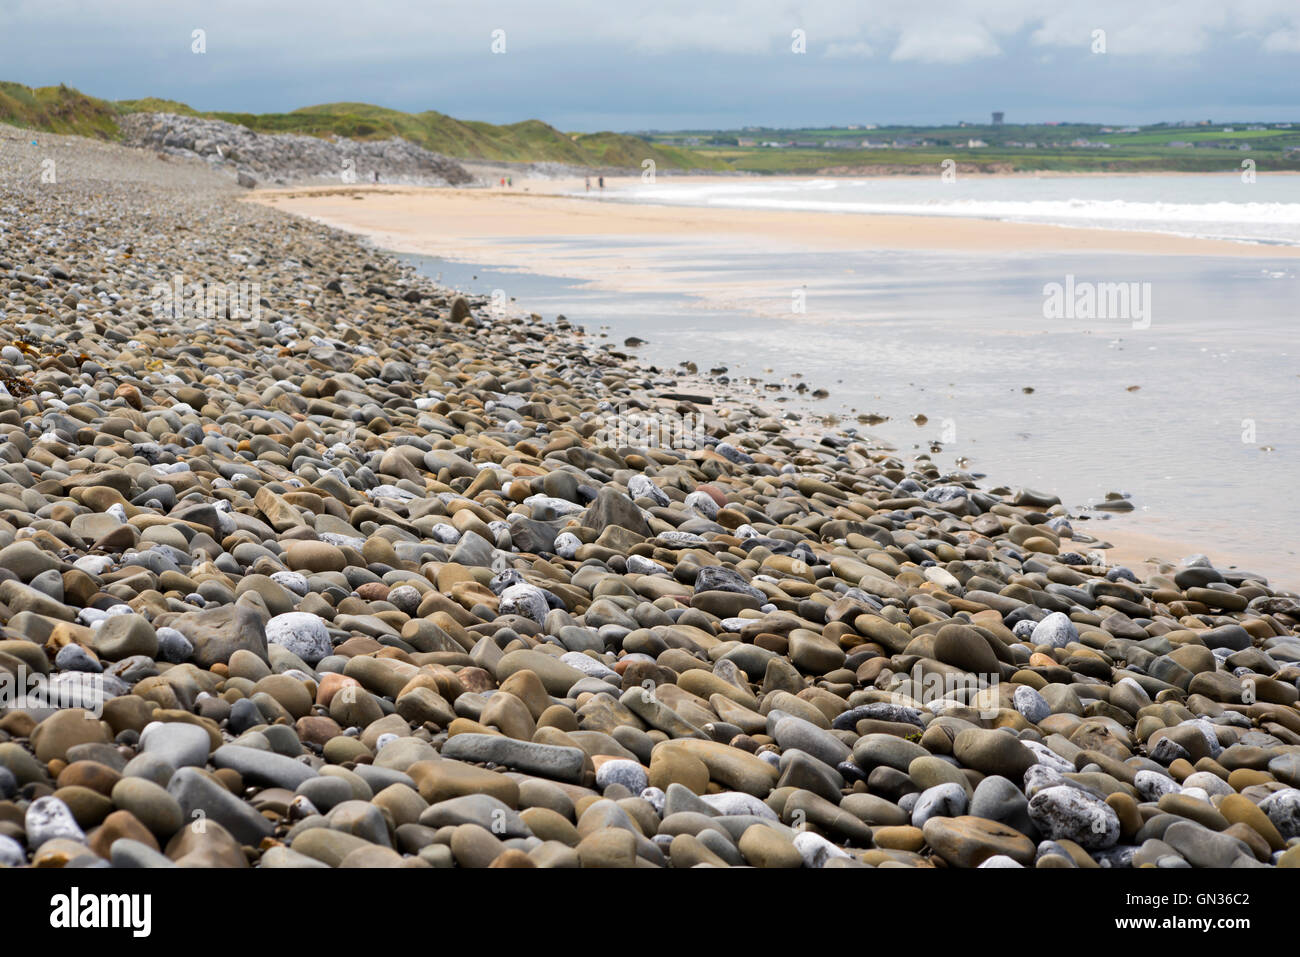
4 1 1300 130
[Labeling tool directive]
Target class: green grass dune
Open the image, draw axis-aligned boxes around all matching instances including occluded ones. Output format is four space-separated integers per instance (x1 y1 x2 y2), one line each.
1 81 724 171
0 82 121 139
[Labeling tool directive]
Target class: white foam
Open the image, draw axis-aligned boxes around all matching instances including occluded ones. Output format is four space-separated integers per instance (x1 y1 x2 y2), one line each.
585 176 1300 245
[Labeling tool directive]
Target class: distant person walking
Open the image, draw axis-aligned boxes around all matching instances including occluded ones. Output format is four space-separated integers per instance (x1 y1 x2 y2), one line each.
598 176 605 190
585 177 591 191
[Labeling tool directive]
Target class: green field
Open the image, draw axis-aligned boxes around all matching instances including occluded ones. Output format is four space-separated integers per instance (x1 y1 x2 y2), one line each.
653 120 1300 174
4 81 1298 174
686 144 1297 174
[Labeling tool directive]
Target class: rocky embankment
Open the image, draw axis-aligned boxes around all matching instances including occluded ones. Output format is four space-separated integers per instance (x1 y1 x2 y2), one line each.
0 127 1297 869
119 112 473 188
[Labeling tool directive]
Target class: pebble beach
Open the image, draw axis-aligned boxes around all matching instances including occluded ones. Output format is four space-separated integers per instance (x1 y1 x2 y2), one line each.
0 127 1298 871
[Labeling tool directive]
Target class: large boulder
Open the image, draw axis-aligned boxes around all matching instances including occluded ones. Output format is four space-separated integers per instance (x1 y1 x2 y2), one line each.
161 604 269 668
582 487 650 538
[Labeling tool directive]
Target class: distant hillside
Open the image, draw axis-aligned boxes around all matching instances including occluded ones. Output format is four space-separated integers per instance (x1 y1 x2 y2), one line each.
573 132 707 171
0 81 723 171
660 122 1300 175
114 97 203 117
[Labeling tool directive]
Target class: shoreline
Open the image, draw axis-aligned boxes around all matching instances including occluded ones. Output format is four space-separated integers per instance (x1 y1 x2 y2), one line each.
250 182 1300 260
465 163 1300 182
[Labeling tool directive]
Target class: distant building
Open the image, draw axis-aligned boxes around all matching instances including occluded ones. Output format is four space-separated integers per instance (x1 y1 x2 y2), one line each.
1168 141 1193 147
737 138 756 147
967 138 988 148
992 111 1004 126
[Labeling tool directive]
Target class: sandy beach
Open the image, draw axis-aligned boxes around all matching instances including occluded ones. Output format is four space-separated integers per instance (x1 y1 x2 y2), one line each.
252 179 1300 278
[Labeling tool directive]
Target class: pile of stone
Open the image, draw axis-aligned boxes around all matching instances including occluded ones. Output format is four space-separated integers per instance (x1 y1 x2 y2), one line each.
118 112 473 188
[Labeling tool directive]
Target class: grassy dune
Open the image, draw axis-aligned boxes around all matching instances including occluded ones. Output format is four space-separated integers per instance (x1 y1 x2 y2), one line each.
1 81 722 171
0 82 120 138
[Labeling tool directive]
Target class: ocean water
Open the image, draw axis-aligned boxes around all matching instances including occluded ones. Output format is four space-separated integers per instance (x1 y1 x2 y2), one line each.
589 174 1300 246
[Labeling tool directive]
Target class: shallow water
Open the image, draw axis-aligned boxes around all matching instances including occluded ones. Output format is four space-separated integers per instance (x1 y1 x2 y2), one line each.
401 244 1300 586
